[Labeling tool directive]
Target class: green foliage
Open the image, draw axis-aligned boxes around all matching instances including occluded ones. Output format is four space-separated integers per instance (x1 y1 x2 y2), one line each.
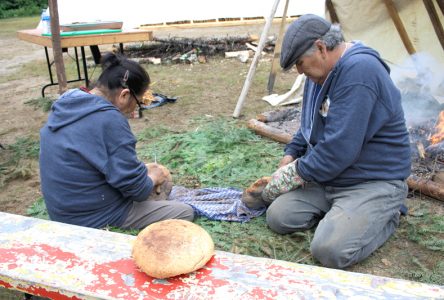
0 0 47 19
25 96 54 112
399 257 444 285
195 216 317 264
405 208 444 253
0 136 39 186
138 117 283 188
26 197 49 220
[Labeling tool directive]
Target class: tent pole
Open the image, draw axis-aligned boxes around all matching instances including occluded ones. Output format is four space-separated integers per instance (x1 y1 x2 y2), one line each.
423 0 444 53
267 0 289 95
382 0 416 55
233 0 281 118
48 0 67 95
437 0 444 15
325 0 340 24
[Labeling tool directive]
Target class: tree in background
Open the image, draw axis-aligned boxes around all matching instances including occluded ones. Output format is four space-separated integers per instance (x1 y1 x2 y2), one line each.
0 0 47 19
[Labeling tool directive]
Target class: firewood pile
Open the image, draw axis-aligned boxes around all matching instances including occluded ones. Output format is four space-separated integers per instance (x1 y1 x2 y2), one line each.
124 35 276 64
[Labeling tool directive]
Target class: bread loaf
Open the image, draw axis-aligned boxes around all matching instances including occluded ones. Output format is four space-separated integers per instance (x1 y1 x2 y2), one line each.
132 219 215 279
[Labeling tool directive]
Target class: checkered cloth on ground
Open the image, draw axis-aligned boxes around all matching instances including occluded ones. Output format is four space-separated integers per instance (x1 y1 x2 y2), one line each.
168 186 266 222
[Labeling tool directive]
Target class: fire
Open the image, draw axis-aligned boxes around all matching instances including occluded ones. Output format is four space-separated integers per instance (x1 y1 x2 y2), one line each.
430 110 444 145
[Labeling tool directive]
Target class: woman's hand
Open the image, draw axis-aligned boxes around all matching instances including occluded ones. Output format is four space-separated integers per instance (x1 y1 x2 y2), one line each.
146 163 167 187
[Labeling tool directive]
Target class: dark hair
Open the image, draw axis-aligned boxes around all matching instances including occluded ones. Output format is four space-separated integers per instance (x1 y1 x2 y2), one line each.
97 52 150 95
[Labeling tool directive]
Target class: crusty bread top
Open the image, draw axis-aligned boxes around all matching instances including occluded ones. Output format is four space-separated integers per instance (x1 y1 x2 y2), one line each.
132 219 214 279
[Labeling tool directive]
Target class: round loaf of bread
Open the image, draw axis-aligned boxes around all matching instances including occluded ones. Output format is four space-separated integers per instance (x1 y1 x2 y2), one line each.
132 219 215 279
145 163 173 201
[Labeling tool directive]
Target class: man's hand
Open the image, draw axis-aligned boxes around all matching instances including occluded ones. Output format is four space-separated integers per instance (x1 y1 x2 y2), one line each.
262 160 304 203
279 155 295 168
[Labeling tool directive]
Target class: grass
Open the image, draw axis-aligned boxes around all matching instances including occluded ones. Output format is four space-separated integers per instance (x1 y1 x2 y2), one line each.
25 96 54 112
1 52 93 84
0 16 39 37
0 136 39 187
137 117 282 188
25 117 444 285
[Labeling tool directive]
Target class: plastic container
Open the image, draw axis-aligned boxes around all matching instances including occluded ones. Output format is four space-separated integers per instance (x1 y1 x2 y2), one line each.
41 9 51 35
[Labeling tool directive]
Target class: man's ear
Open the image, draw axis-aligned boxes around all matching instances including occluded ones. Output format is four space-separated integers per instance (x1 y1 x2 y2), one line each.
315 40 327 58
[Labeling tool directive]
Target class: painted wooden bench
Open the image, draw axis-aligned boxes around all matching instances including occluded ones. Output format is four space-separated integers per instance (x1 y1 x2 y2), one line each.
0 212 442 299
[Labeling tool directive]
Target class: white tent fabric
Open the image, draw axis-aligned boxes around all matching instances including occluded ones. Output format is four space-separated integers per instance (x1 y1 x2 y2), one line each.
330 0 444 66
262 74 305 106
57 0 325 30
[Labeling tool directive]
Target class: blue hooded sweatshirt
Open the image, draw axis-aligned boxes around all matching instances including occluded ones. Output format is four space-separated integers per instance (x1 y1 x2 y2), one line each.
39 89 154 228
285 42 411 186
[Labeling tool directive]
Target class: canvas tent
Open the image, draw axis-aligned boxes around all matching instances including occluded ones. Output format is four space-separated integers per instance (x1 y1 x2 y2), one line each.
46 0 444 107
54 0 443 67
329 0 444 66
260 0 444 111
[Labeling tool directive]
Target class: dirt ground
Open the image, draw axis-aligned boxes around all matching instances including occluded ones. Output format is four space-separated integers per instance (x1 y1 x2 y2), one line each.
0 17 443 292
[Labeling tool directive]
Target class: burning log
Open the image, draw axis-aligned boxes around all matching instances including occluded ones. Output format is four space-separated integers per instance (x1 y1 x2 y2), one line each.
425 141 444 159
247 119 292 144
407 174 444 202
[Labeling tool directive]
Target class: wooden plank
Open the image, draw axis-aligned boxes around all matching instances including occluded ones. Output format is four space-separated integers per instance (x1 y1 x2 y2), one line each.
17 29 153 48
0 212 443 299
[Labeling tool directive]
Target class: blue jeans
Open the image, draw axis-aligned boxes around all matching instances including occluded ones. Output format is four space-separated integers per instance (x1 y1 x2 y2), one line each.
266 180 407 268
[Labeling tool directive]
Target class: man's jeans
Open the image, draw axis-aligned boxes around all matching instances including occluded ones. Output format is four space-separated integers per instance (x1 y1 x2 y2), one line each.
266 180 408 268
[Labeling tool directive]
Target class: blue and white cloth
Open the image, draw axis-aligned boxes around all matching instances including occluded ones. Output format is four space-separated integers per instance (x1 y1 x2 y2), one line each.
168 186 266 222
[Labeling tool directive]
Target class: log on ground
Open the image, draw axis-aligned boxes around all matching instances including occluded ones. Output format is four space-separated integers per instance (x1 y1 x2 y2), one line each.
247 119 292 144
407 174 444 202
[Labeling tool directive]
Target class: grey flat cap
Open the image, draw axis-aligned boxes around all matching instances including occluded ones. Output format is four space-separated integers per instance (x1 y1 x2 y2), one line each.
280 14 331 70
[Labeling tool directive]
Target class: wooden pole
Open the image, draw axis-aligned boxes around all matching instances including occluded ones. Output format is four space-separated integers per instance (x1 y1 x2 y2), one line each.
437 0 444 15
267 0 289 95
48 0 67 95
233 0 281 118
382 0 416 55
326 0 340 24
423 0 444 53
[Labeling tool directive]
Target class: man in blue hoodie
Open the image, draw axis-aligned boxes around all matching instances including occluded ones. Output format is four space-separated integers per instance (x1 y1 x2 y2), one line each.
40 53 194 229
262 15 411 268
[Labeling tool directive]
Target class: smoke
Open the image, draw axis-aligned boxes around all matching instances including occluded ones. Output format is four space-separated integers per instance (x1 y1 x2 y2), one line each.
390 52 444 126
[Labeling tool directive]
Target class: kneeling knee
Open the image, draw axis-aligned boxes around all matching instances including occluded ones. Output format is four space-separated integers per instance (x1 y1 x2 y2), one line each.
310 239 352 269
